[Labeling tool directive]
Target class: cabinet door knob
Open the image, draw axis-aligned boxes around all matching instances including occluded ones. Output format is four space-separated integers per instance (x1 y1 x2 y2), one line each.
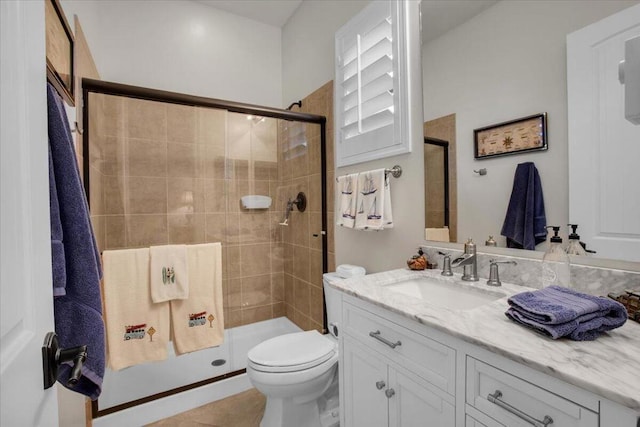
376 380 386 390
385 388 395 398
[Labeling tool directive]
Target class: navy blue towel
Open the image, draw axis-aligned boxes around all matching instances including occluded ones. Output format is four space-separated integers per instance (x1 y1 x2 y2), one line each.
47 83 105 400
500 162 547 250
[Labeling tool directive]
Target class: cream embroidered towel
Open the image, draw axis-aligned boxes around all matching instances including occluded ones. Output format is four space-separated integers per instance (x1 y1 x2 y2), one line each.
336 173 358 228
170 243 224 355
149 245 189 302
103 248 170 371
355 169 392 230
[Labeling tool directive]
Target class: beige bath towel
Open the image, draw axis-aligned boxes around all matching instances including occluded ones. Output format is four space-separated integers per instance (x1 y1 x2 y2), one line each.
149 245 189 302
103 248 170 371
170 243 224 355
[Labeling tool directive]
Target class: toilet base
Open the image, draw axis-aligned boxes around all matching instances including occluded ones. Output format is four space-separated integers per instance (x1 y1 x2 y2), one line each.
261 397 320 427
260 396 339 427
258 371 340 427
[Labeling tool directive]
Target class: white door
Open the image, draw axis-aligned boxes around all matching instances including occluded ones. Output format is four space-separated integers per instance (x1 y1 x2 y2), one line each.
0 1 58 426
567 4 640 262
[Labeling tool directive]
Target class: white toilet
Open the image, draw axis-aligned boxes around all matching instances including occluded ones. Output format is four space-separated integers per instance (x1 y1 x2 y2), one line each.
247 273 343 427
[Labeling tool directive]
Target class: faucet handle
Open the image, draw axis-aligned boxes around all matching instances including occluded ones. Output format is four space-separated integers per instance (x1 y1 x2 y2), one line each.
441 253 453 276
487 259 517 287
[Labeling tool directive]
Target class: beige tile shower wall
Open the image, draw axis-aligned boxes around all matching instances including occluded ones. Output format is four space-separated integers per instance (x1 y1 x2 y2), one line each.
424 114 458 243
89 94 283 328
279 81 335 332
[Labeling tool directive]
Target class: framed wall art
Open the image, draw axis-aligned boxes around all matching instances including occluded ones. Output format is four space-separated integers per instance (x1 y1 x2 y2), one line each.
474 113 547 159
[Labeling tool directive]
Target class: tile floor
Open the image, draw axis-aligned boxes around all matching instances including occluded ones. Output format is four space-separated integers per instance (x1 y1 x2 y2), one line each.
146 388 265 427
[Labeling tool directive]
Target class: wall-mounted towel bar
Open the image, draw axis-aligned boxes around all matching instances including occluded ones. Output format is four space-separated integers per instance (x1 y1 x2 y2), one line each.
337 165 403 182
385 165 402 178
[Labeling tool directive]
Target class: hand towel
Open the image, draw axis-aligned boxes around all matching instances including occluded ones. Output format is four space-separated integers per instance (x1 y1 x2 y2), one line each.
500 162 547 250
171 243 224 355
425 227 450 242
103 248 170 370
47 83 105 400
336 173 358 228
505 286 627 340
355 169 392 230
149 245 189 302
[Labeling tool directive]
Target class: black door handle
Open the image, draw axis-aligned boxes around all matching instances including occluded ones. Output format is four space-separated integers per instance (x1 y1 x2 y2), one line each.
42 332 87 389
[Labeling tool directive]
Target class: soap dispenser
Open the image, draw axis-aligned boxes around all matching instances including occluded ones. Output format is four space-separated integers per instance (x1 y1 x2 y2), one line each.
566 224 587 256
541 226 571 288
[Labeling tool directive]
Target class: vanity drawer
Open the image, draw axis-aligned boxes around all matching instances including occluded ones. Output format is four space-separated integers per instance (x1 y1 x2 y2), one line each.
343 301 456 395
466 357 598 427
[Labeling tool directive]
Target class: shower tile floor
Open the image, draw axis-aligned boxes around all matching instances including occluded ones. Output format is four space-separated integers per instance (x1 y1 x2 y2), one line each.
146 388 265 427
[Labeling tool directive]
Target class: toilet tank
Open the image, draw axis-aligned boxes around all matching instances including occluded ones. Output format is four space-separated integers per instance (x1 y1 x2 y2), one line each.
323 273 343 339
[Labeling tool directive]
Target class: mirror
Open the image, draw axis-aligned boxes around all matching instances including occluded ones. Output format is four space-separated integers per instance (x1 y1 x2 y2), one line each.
421 0 640 263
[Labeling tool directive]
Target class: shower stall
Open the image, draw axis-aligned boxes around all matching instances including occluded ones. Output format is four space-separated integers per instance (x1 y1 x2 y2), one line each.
82 79 327 423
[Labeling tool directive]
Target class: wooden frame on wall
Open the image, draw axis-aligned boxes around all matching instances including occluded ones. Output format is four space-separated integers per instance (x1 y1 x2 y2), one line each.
474 113 547 160
45 0 75 105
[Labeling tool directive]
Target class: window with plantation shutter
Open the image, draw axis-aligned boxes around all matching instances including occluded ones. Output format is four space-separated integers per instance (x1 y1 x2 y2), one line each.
335 0 411 167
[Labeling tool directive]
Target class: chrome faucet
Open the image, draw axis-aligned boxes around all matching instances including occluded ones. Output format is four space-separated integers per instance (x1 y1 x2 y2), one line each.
450 238 479 281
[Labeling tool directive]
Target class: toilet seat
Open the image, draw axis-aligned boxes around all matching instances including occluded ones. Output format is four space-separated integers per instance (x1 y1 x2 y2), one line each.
248 330 337 373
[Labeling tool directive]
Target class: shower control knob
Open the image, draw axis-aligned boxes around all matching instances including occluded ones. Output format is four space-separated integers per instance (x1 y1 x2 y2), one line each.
385 388 395 398
376 380 386 390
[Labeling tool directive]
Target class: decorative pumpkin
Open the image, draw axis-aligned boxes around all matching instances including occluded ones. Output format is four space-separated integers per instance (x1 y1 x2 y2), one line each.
407 255 427 270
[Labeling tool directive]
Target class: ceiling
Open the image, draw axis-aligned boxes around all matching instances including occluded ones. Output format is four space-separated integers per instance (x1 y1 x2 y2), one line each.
196 0 498 43
195 0 303 27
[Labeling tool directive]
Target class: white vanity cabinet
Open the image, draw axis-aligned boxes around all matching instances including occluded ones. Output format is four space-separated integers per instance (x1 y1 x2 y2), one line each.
341 299 456 427
337 291 639 427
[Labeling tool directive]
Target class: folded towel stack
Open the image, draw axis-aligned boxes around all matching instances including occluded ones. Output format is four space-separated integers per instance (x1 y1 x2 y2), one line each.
505 286 627 341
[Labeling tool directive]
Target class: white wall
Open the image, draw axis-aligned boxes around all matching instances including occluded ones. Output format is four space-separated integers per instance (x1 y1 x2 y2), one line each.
284 1 426 274
422 0 639 247
61 0 282 107
281 0 367 106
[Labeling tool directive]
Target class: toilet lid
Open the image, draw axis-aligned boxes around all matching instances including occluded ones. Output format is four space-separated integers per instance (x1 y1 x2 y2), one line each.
248 330 336 373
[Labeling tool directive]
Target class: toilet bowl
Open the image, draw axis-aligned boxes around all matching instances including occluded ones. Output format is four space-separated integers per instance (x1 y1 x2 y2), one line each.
247 274 344 427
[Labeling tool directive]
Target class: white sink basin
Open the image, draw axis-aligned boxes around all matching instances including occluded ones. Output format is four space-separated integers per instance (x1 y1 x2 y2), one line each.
383 277 505 310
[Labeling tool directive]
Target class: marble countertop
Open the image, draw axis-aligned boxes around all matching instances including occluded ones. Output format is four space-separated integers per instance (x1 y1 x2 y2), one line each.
326 268 640 411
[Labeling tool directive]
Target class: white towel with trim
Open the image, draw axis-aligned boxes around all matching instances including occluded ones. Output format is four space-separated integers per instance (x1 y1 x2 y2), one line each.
103 248 169 371
150 245 189 302
355 169 393 230
170 243 224 355
336 173 358 228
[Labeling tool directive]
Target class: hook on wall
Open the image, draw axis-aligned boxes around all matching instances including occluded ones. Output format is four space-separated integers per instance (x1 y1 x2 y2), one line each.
473 168 487 176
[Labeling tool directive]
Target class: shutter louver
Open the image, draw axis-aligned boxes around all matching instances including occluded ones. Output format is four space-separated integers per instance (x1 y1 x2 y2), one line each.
335 0 413 167
338 14 394 141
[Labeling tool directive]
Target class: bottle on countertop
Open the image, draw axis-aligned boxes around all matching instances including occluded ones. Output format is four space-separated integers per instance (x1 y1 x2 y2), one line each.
566 224 587 256
541 226 571 288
